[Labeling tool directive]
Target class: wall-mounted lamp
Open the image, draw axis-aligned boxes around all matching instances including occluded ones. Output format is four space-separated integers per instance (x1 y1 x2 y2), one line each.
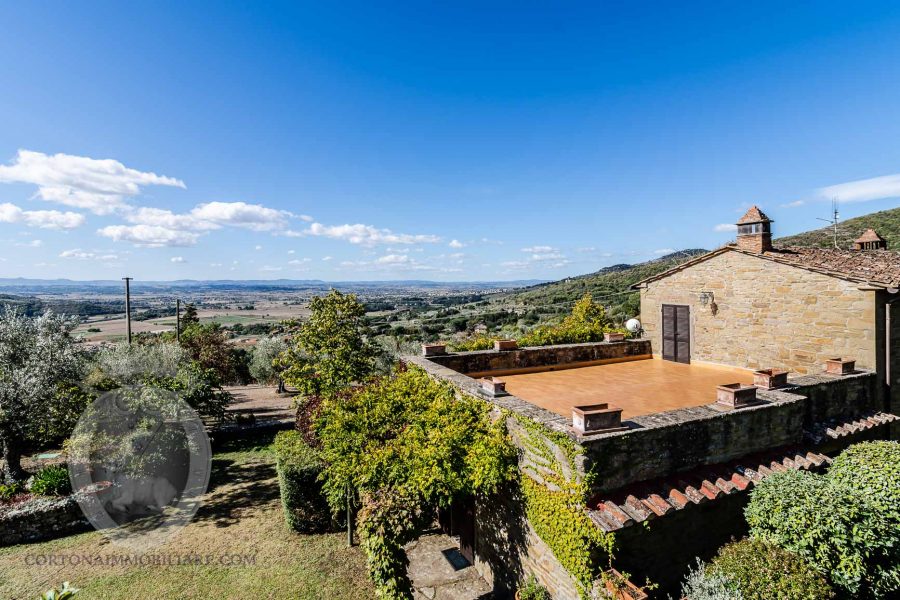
699 291 718 315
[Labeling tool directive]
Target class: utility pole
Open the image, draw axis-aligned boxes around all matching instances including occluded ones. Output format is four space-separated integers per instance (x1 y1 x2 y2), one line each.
122 277 133 345
176 298 181 343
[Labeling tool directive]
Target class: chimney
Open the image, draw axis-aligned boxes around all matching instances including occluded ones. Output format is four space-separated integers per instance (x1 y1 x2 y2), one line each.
735 206 773 253
852 229 887 251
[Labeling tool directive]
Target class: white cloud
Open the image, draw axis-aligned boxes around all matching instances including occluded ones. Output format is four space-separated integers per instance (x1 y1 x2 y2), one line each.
819 173 900 203
190 201 290 232
0 150 184 215
521 245 566 262
322 256 333 261
123 207 219 231
170 256 186 263
287 250 295 255
210 262 223 267
448 239 465 249
16 239 43 248
254 245 263 251
304 222 440 246
97 224 199 247
288 258 311 265
375 254 412 265
714 223 737 232
0 202 85 230
59 249 119 261
780 200 804 208
653 248 675 255
260 265 282 272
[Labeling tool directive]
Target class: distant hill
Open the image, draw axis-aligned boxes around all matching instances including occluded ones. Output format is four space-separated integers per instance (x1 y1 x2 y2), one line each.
490 249 709 322
776 206 900 249
490 205 900 323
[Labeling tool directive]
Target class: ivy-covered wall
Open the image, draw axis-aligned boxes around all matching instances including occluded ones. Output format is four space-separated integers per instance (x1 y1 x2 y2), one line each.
472 413 613 600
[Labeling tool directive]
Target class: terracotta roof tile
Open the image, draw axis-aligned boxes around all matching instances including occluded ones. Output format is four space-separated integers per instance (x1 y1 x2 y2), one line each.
754 246 900 287
804 411 899 444
855 228 887 244
586 446 832 532
736 205 773 224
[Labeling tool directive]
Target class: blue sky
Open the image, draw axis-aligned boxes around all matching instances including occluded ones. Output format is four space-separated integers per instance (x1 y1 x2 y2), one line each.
1 2 900 281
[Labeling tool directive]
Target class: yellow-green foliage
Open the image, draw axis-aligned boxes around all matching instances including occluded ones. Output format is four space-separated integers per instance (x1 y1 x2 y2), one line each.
317 365 518 599
519 294 625 347
513 415 613 595
449 335 495 352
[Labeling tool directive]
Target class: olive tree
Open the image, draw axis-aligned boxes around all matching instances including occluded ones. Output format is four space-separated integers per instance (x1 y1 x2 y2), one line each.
249 335 289 391
0 308 83 482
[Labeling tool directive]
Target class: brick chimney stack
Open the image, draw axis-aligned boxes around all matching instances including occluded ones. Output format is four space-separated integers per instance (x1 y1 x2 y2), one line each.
735 206 773 253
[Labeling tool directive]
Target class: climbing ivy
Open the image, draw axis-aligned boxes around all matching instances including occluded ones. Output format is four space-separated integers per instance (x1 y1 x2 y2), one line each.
511 414 614 596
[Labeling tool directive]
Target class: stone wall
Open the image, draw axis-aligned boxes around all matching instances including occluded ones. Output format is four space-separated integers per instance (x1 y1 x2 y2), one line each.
640 250 878 374
424 340 651 376
583 371 878 493
891 300 900 415
0 494 89 546
473 488 582 600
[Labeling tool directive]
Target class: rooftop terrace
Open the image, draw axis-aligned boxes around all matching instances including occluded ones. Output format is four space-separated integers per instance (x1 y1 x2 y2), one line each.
498 358 754 420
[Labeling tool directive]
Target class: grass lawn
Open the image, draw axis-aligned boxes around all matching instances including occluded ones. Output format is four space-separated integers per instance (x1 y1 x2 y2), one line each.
0 435 373 600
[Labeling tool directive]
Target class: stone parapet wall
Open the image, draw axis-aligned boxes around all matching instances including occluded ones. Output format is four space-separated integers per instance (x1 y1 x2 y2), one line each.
0 494 90 547
583 371 878 493
423 340 651 377
640 249 878 374
473 489 582 600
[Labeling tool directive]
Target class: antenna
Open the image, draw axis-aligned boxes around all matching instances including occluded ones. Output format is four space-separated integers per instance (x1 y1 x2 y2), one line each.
816 198 840 249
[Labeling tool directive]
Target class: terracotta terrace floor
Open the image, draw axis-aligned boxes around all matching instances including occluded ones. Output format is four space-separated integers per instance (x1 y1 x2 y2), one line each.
499 358 755 420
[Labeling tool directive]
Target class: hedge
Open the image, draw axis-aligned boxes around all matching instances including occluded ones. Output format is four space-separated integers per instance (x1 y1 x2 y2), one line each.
273 430 332 533
707 539 834 600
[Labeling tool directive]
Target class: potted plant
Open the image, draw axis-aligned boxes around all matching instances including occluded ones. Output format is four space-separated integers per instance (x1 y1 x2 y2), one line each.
715 383 759 409
515 575 550 600
601 569 651 600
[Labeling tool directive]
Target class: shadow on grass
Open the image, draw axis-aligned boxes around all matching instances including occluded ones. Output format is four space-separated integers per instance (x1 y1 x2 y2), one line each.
194 457 280 528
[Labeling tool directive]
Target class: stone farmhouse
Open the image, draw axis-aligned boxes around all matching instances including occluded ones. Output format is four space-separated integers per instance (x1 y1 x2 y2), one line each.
411 206 900 598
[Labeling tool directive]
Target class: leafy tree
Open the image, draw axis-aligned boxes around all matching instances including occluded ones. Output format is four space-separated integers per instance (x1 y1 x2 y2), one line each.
316 365 516 597
250 336 289 390
179 323 234 384
828 441 900 523
88 341 231 423
282 290 383 398
180 302 199 327
0 309 83 482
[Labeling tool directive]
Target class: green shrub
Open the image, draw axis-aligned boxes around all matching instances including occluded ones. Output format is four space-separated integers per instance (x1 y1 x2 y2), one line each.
829 441 900 521
31 465 72 496
518 294 624 347
273 430 331 533
745 469 897 597
0 481 23 501
448 335 495 352
706 539 833 600
518 575 550 600
681 560 742 600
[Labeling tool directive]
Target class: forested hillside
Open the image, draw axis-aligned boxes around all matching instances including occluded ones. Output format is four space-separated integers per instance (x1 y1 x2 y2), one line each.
775 206 900 249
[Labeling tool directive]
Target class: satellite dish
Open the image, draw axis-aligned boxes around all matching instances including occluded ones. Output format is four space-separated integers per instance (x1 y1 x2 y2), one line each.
625 318 641 333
